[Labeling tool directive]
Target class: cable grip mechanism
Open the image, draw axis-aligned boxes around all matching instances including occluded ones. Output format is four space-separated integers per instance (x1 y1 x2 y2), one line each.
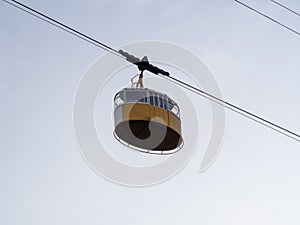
118 50 170 76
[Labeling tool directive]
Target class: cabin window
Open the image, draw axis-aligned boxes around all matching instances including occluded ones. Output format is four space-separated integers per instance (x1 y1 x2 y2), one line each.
150 95 154 105
154 95 158 106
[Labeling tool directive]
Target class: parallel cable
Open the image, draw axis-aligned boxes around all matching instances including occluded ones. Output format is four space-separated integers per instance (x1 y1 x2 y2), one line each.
234 0 300 36
160 75 300 142
271 0 300 17
3 0 300 142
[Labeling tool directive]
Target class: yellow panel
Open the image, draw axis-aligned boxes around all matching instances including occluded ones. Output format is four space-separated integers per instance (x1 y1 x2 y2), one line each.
168 112 181 134
119 103 181 135
121 104 147 120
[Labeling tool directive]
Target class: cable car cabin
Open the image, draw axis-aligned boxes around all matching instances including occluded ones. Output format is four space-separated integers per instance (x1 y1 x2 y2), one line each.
113 87 183 154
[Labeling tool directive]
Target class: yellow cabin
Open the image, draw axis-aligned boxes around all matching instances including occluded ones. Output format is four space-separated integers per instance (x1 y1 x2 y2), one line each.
113 87 183 154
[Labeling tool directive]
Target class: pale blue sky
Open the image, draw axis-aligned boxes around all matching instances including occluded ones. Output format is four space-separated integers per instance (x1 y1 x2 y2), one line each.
1 0 300 224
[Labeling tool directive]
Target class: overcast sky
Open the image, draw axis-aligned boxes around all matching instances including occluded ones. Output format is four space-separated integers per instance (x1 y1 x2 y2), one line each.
1 0 300 224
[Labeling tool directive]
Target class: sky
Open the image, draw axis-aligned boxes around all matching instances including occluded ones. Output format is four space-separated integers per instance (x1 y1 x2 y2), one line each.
1 0 300 224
